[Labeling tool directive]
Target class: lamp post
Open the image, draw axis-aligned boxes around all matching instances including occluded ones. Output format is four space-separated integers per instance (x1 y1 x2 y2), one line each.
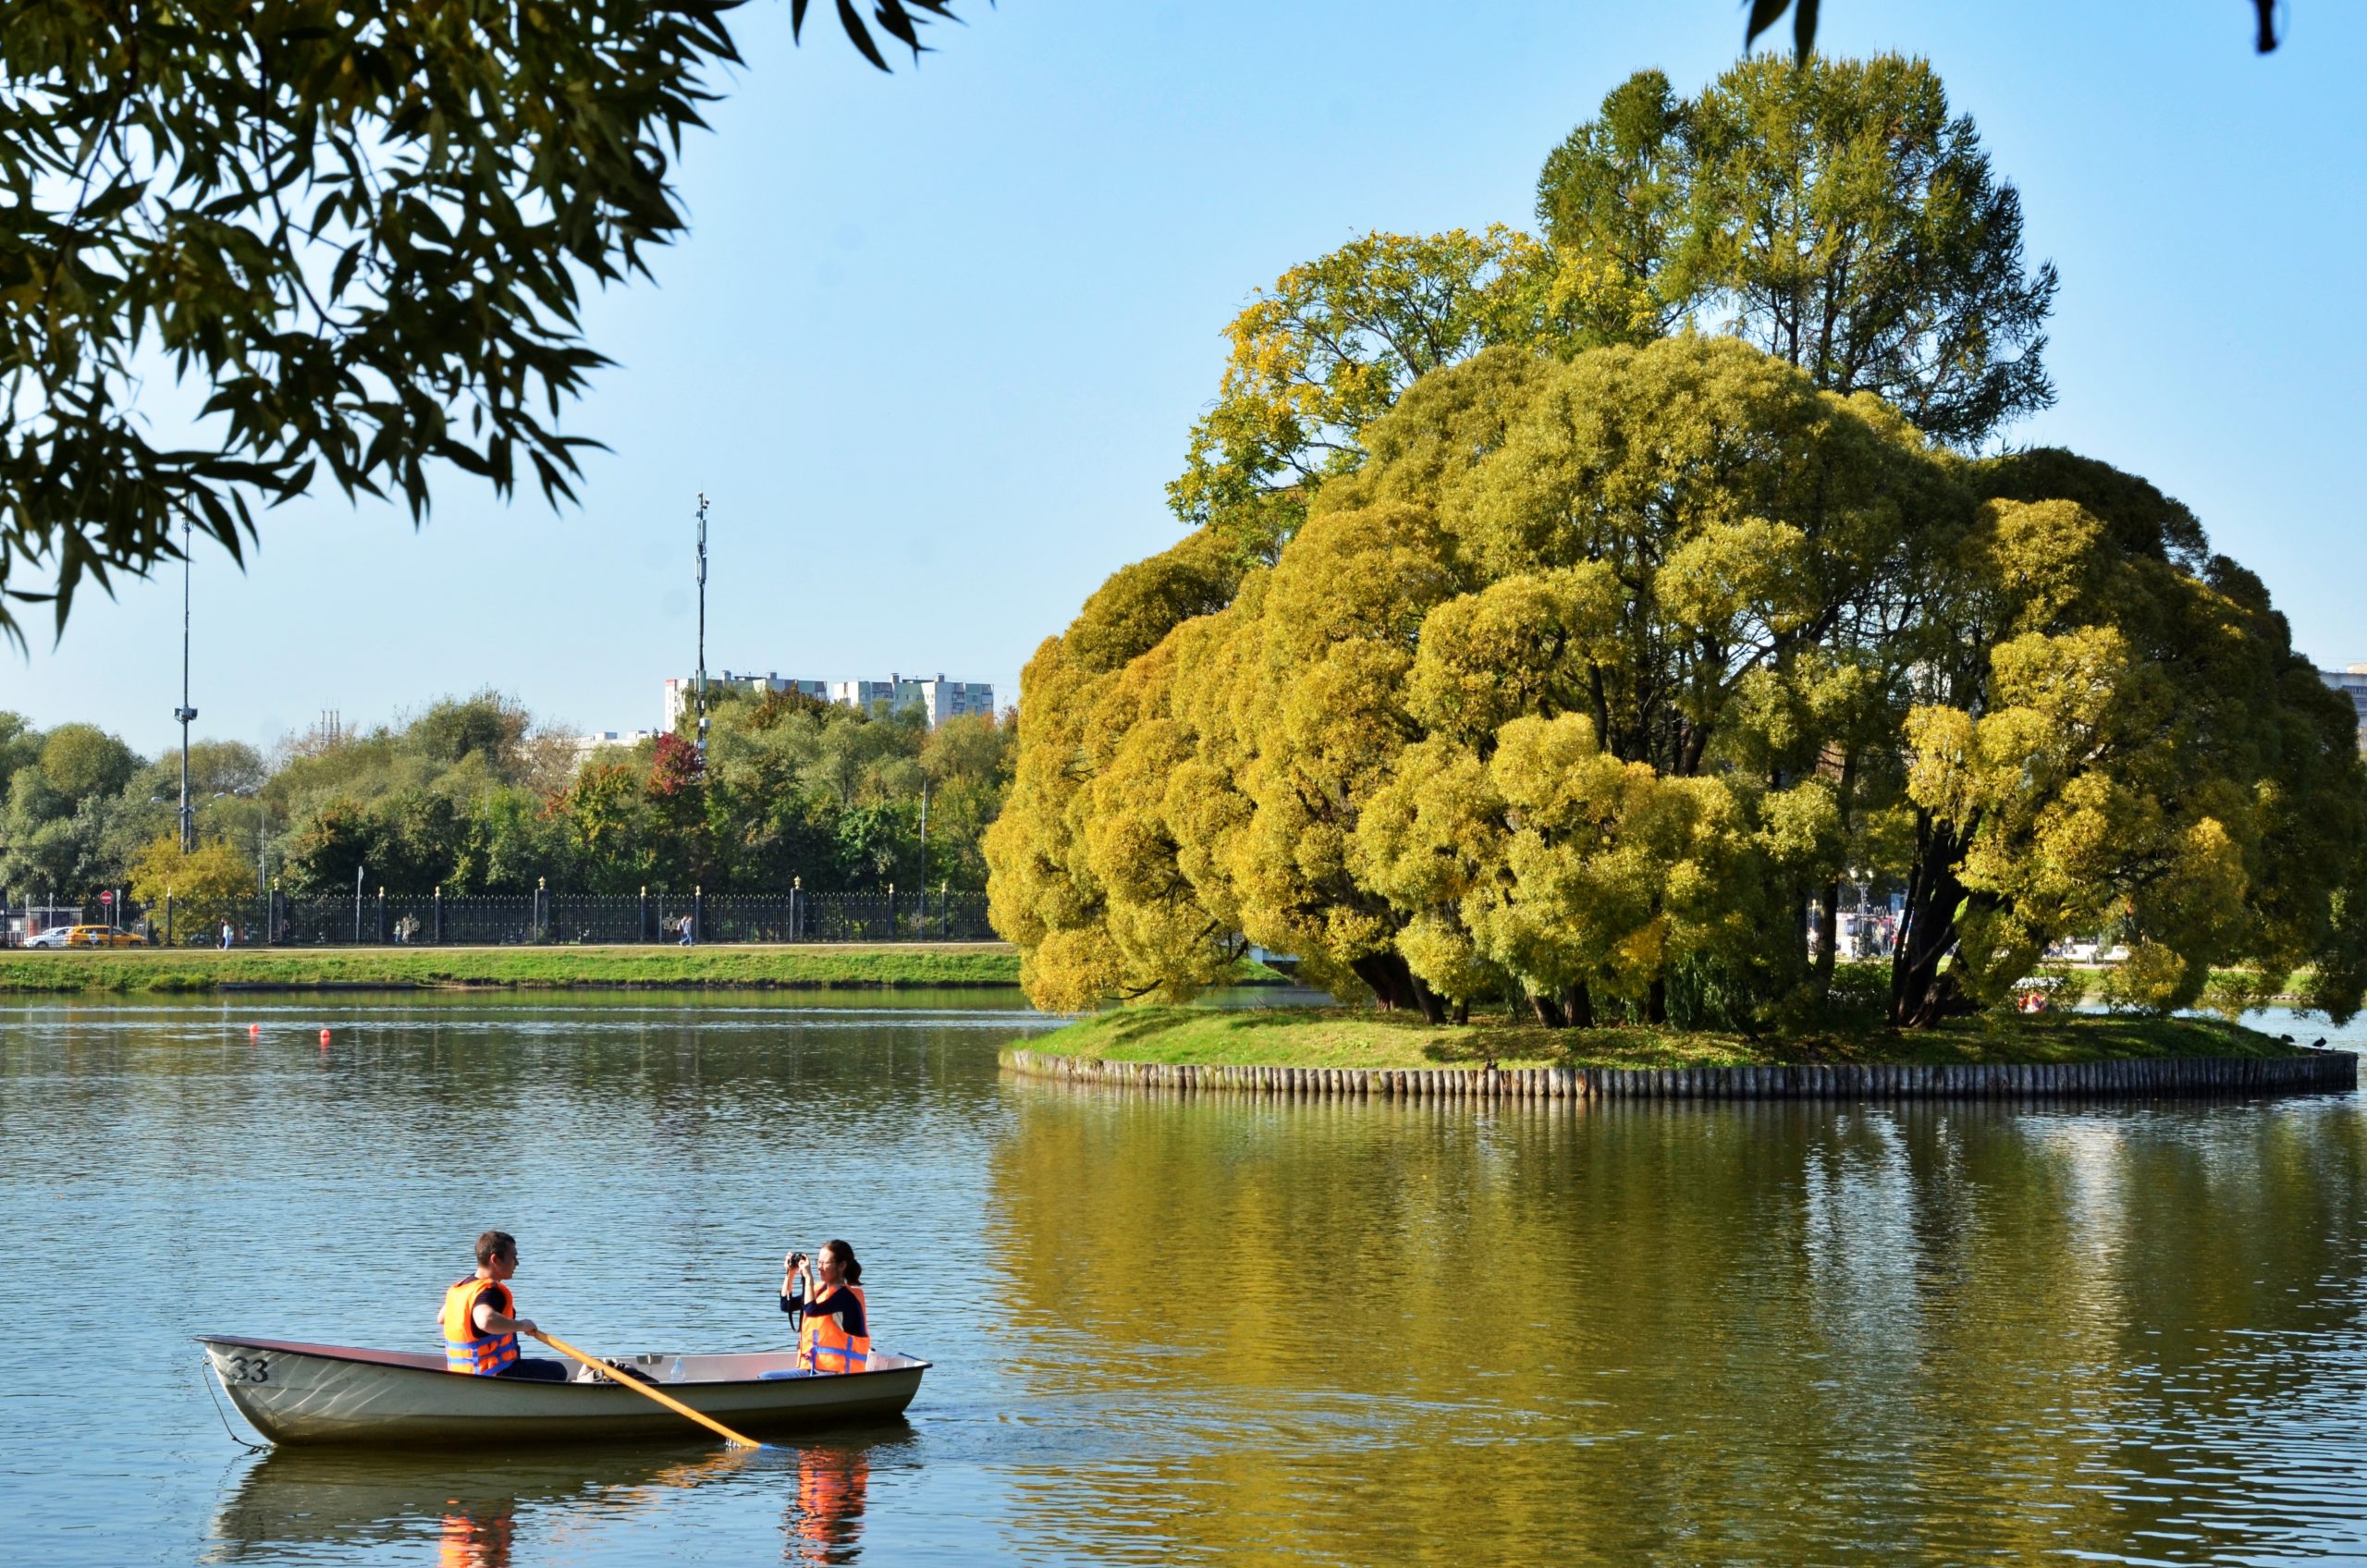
174 518 197 852
693 492 710 766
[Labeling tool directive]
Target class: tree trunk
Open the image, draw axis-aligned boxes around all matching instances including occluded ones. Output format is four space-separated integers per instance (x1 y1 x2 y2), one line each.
1646 977 1668 1026
1408 970 1448 1025
1813 877 1841 995
1813 744 1861 1002
1352 949 1446 1021
1528 991 1568 1029
1350 952 1408 1011
1453 998 1469 1026
1562 983 1594 1028
1889 815 1969 1028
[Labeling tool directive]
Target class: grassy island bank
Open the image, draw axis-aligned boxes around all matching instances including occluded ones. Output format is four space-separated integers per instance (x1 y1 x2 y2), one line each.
0 942 1021 995
1026 1006 2308 1072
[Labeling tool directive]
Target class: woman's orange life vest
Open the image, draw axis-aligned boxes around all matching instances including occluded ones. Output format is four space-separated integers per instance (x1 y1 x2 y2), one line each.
798 1283 870 1374
441 1276 521 1376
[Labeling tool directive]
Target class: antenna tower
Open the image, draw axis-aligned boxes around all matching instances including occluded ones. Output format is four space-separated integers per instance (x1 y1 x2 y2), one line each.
694 493 709 764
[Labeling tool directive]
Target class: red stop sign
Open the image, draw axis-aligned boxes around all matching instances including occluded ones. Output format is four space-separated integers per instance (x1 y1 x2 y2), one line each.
100 891 113 904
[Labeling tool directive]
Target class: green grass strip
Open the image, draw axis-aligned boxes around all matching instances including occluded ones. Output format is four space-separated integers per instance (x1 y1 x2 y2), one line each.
1028 1006 2309 1071
0 943 1021 994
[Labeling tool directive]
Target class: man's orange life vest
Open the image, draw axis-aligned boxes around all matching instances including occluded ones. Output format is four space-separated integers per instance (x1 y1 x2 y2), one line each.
798 1283 870 1374
441 1276 520 1376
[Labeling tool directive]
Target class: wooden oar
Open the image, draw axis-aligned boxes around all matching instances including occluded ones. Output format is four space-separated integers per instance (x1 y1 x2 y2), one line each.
528 1329 765 1449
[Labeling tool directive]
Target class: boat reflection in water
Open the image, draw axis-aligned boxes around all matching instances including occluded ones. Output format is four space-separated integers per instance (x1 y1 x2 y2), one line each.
209 1430 901 1564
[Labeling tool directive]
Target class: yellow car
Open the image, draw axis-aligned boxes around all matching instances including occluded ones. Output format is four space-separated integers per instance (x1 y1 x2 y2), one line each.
64 925 146 949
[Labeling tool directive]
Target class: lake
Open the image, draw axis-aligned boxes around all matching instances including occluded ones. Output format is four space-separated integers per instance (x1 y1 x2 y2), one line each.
5 992 2367 1564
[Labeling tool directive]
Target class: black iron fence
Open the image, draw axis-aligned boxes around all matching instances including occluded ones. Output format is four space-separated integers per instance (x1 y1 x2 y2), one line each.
3 888 994 947
278 887 993 946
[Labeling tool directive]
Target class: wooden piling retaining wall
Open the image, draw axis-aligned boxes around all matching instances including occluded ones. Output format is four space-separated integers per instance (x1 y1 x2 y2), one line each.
999 1047 2356 1101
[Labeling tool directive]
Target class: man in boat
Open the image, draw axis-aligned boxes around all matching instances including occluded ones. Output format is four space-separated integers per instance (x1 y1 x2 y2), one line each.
442 1231 568 1381
781 1241 870 1373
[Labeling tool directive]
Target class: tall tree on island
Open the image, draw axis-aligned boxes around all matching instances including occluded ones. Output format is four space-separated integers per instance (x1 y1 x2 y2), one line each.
1173 54 2057 586
993 333 2367 1028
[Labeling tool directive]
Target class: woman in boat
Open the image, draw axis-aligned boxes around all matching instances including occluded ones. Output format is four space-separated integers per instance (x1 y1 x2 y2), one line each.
781 1241 870 1373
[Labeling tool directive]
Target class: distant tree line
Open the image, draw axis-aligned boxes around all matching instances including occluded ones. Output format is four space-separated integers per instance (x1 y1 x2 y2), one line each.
2 690 1012 938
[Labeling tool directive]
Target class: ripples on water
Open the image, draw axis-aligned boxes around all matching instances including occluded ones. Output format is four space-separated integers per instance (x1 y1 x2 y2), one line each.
2 993 2365 1564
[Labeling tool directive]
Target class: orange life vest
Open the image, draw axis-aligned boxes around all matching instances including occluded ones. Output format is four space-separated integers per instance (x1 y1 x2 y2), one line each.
441 1276 520 1376
798 1283 870 1374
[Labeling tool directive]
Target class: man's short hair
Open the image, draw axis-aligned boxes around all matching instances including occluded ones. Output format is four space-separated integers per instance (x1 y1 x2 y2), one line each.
475 1230 517 1266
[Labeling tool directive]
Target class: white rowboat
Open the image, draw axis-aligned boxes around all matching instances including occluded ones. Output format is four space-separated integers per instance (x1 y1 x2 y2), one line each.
199 1334 928 1447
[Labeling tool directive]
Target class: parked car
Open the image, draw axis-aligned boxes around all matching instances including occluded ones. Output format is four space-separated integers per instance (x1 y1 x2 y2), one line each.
56 925 144 949
22 926 72 949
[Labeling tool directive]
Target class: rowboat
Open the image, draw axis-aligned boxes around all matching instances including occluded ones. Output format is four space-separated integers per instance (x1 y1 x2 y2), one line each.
198 1334 929 1447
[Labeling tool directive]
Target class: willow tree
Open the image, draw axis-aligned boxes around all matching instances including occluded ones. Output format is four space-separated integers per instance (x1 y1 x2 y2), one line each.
1167 52 2053 620
995 336 1960 1023
995 335 2367 1027
1168 227 1551 567
1 0 975 643
1889 457 2367 1025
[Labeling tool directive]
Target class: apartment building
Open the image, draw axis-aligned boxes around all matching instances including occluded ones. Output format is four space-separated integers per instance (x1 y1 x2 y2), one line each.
658 669 993 732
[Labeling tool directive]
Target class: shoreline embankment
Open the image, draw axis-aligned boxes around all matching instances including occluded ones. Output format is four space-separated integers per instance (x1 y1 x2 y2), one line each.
1001 1046 2355 1101
1003 1006 2353 1101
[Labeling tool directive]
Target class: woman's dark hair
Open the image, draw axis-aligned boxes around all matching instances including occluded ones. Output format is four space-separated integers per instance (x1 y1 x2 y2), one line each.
823 1239 862 1285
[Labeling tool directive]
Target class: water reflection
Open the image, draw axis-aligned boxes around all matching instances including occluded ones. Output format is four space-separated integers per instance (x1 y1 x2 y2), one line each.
208 1446 731 1562
984 1088 2367 1564
208 1436 898 1565
8 997 2367 1564
785 1444 870 1564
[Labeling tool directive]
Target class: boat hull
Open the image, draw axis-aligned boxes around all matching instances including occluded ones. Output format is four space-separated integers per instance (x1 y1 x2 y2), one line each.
200 1336 926 1448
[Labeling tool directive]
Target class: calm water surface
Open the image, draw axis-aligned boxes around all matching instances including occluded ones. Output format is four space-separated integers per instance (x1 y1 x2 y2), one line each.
6 992 2367 1565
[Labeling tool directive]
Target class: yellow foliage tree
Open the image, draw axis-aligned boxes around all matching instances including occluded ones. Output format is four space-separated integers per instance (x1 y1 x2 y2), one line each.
996 333 2367 1029
129 835 256 945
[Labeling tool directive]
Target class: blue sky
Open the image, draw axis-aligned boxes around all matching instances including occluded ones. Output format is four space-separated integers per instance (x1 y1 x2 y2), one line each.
6 0 2362 755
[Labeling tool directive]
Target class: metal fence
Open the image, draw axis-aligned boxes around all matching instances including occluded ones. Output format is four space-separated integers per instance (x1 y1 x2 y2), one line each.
4 888 994 947
278 886 992 946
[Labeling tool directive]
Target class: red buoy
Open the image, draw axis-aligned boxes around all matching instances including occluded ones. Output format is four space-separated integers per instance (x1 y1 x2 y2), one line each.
248 1023 261 1037
318 1028 332 1045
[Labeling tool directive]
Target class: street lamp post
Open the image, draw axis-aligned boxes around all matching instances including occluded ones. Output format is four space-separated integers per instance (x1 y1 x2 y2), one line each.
174 519 197 852
693 492 709 766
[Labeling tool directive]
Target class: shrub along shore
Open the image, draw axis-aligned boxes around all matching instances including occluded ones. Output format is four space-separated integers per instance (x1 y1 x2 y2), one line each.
0 942 1022 994
1026 1006 2310 1072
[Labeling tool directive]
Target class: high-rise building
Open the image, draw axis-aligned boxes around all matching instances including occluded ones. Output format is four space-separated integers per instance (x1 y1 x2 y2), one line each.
658 669 993 732
828 673 995 729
